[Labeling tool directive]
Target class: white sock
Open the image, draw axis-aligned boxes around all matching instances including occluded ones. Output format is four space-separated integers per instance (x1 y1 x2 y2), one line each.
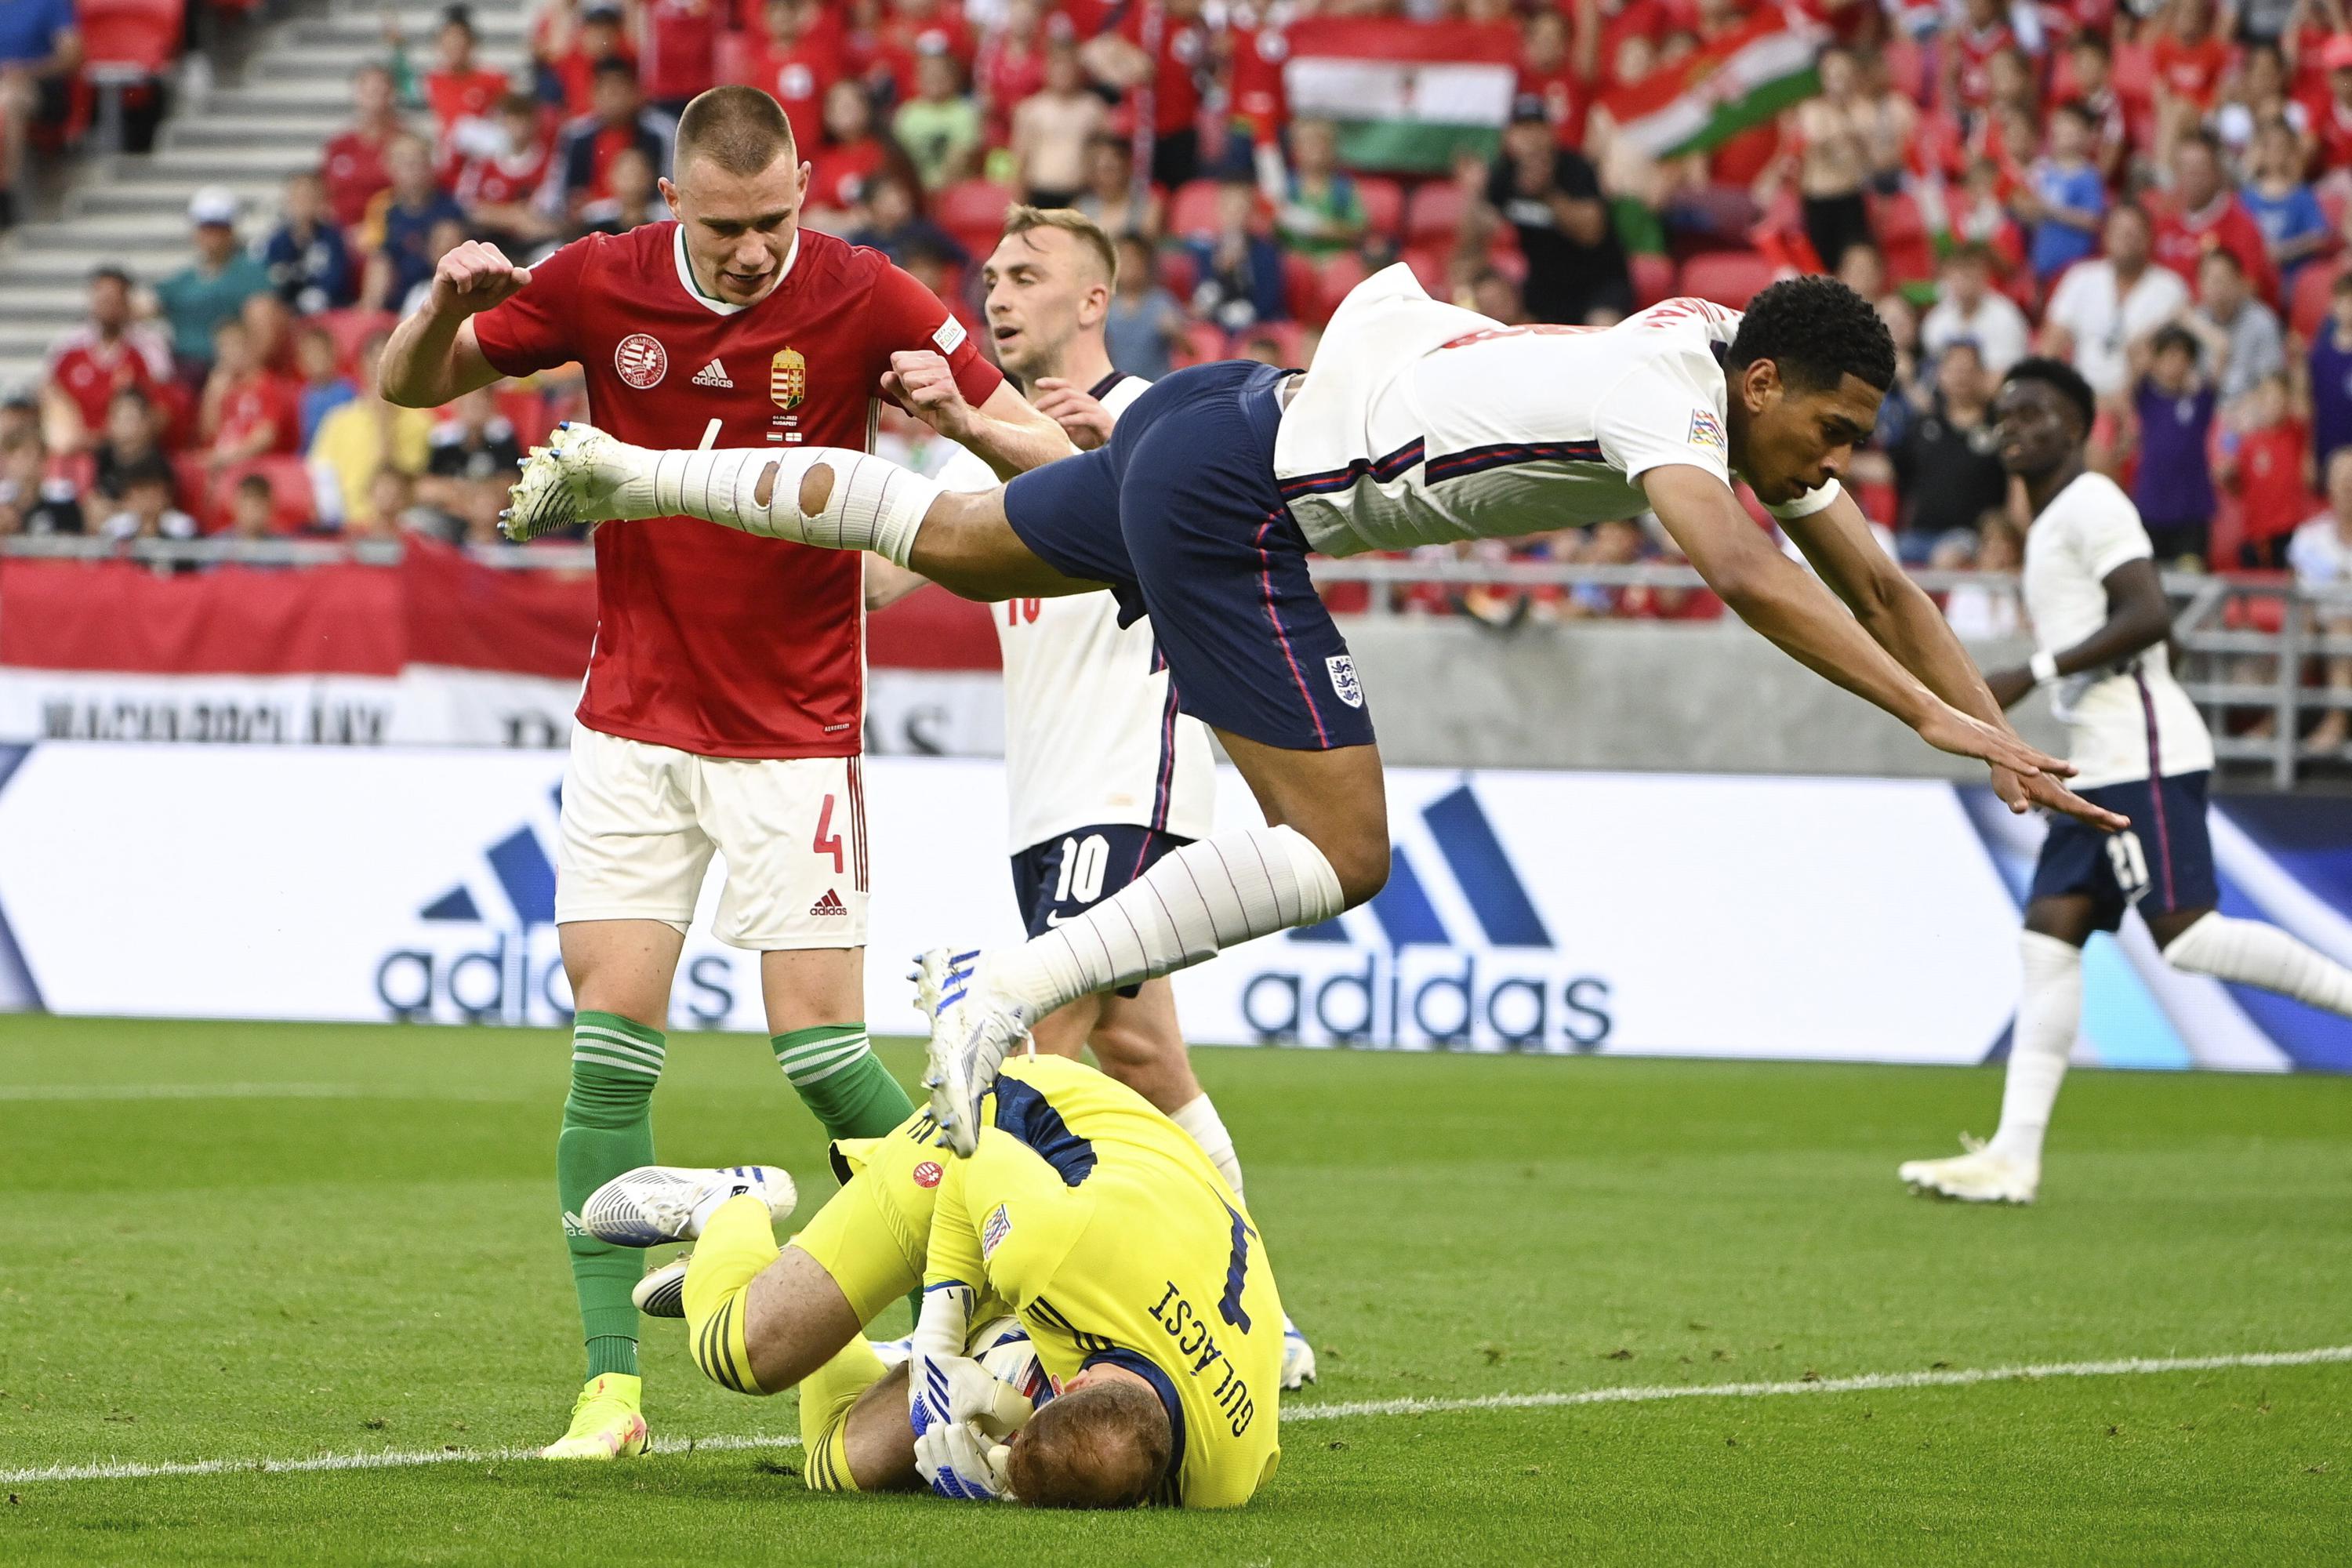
1170 1093 1245 1199
633 444 941 565
2162 912 2352 1016
1987 931 2082 1166
990 825 1345 1018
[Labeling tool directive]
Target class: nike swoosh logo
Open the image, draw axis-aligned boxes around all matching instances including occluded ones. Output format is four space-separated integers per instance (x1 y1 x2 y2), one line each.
1044 910 1074 926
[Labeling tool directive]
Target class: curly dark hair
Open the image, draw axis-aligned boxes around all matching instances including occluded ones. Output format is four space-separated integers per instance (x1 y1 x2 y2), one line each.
1726 275 1897 395
2002 355 2097 434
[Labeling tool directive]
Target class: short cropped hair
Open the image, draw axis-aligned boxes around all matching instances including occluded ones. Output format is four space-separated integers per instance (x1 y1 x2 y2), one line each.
1000 205 1119 287
1726 275 1896 395
676 85 797 177
2002 355 2096 434
1006 1381 1171 1509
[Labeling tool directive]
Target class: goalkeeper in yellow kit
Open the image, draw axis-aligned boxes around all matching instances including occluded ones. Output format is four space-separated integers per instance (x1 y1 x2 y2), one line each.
579 1049 1284 1508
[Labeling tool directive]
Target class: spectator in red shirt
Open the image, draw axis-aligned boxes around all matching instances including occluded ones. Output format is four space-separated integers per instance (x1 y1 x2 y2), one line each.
639 0 723 116
197 319 300 476
743 0 840 153
455 92 561 247
803 77 906 223
973 0 1049 143
2222 372 2314 568
549 0 637 118
870 0 977 102
1521 9 1588 149
1080 0 1209 191
42 266 174 453
426 5 510 143
2299 33 2352 177
322 64 406 230
2154 129 2282 307
1942 0 2020 115
2151 0 2232 152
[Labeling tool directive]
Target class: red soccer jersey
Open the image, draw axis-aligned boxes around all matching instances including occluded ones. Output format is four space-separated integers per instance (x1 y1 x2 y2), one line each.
2154 193 2281 307
2305 88 2352 176
322 129 393 229
640 0 722 103
1228 9 1289 142
1947 22 2016 112
1520 61 1588 148
470 223 1005 757
426 67 509 132
455 143 552 209
45 327 171 436
2151 32 2230 108
1112 3 1207 137
743 35 841 152
214 372 299 457
2237 420 2313 546
806 136 889 210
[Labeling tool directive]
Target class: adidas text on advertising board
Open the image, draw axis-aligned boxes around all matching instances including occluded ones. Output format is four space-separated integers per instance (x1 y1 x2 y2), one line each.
1231 783 1613 1051
369 790 740 1027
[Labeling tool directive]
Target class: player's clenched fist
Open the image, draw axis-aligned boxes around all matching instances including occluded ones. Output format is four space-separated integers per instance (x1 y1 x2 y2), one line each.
430 239 532 318
1030 378 1115 451
883 348 974 437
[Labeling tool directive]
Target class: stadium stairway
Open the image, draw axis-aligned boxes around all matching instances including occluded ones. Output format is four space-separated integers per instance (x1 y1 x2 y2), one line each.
0 0 528 395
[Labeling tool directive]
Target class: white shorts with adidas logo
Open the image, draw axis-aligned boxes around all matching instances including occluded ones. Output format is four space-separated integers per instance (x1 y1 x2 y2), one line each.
554 723 869 951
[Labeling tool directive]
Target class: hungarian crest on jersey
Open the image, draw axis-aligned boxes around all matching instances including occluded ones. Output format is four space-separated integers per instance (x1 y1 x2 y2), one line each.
769 347 807 412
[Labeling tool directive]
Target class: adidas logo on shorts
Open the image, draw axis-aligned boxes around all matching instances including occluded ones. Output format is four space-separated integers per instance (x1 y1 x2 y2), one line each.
691 359 734 389
810 889 848 916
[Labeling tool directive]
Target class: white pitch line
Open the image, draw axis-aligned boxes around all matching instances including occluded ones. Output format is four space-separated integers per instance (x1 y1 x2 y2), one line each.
8 1344 2347 1488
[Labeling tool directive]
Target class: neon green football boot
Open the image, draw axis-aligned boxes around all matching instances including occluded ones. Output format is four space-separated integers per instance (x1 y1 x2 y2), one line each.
540 1372 649 1460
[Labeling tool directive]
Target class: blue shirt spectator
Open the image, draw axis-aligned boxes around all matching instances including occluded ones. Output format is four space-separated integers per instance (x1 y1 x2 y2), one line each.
2028 161 2107 281
2241 180 2328 290
2310 278 2352 474
0 0 75 66
261 172 356 314
2133 328 2219 558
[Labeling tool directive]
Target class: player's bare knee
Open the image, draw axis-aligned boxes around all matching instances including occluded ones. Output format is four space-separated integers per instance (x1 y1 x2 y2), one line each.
1323 829 1390 910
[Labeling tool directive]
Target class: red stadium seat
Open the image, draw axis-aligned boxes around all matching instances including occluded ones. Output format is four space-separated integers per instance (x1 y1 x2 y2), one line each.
1868 191 1936 289
315 308 399 376
1174 321 1228 367
78 0 183 78
1679 249 1779 308
1316 249 1370 310
1168 178 1223 237
170 452 211 520
1400 244 1450 295
1631 252 1676 309
934 180 1017 256
495 385 552 444
1153 245 1199 300
214 456 319 534
2292 257 2347 342
1403 183 1466 245
1354 176 1403 242
1283 251 1327 324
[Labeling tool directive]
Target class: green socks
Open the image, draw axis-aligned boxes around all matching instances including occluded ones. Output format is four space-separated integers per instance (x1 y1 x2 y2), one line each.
559 1011 665 1380
771 1023 916 1141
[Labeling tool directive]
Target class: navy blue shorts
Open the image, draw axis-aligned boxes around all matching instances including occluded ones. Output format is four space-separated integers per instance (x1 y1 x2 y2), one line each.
1011 823 1192 996
2030 770 2218 931
1002 361 1377 752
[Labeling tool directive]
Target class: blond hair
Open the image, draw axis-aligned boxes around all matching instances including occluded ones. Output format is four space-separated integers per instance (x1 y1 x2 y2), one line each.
999 205 1119 288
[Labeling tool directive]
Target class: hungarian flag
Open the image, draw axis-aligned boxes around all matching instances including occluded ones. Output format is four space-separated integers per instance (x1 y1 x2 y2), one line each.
1599 9 1826 162
1279 16 1520 173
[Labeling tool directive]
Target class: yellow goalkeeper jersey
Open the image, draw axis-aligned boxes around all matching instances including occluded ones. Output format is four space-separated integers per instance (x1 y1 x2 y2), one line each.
924 1052 1285 1508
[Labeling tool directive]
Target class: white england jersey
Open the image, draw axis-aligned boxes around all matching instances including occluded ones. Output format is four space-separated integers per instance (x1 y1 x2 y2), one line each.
2021 470 2213 789
1272 264 1842 557
933 373 1216 853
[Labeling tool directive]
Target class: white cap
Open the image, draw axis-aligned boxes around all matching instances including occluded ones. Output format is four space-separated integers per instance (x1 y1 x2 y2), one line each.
188 185 240 226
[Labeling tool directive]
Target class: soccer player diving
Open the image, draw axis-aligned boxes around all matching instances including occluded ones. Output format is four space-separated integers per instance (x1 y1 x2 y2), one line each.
579 1050 1284 1508
505 267 2126 1152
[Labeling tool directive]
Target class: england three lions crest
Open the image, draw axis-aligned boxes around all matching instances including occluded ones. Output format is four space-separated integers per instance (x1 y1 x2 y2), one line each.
769 347 807 412
1327 654 1363 709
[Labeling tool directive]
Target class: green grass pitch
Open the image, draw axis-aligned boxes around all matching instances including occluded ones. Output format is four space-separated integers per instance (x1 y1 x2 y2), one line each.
1 1015 2347 1565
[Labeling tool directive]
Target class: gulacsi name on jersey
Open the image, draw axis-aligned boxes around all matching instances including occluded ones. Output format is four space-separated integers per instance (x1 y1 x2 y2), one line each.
1148 1279 1260 1437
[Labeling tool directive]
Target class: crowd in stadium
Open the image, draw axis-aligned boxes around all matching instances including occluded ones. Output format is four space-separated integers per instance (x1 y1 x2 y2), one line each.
15 0 2352 626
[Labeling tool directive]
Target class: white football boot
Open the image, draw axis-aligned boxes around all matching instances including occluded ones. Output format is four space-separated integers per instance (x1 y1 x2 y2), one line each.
913 948 1036 1157
1898 1141 2039 1205
632 1255 690 1318
582 1163 797 1247
502 422 662 541
1280 1317 1319 1390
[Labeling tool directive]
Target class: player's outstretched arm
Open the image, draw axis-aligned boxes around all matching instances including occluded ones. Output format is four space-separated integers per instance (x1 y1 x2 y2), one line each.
1782 489 2129 832
379 240 530 409
886 351 1076 480
1641 464 2079 782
